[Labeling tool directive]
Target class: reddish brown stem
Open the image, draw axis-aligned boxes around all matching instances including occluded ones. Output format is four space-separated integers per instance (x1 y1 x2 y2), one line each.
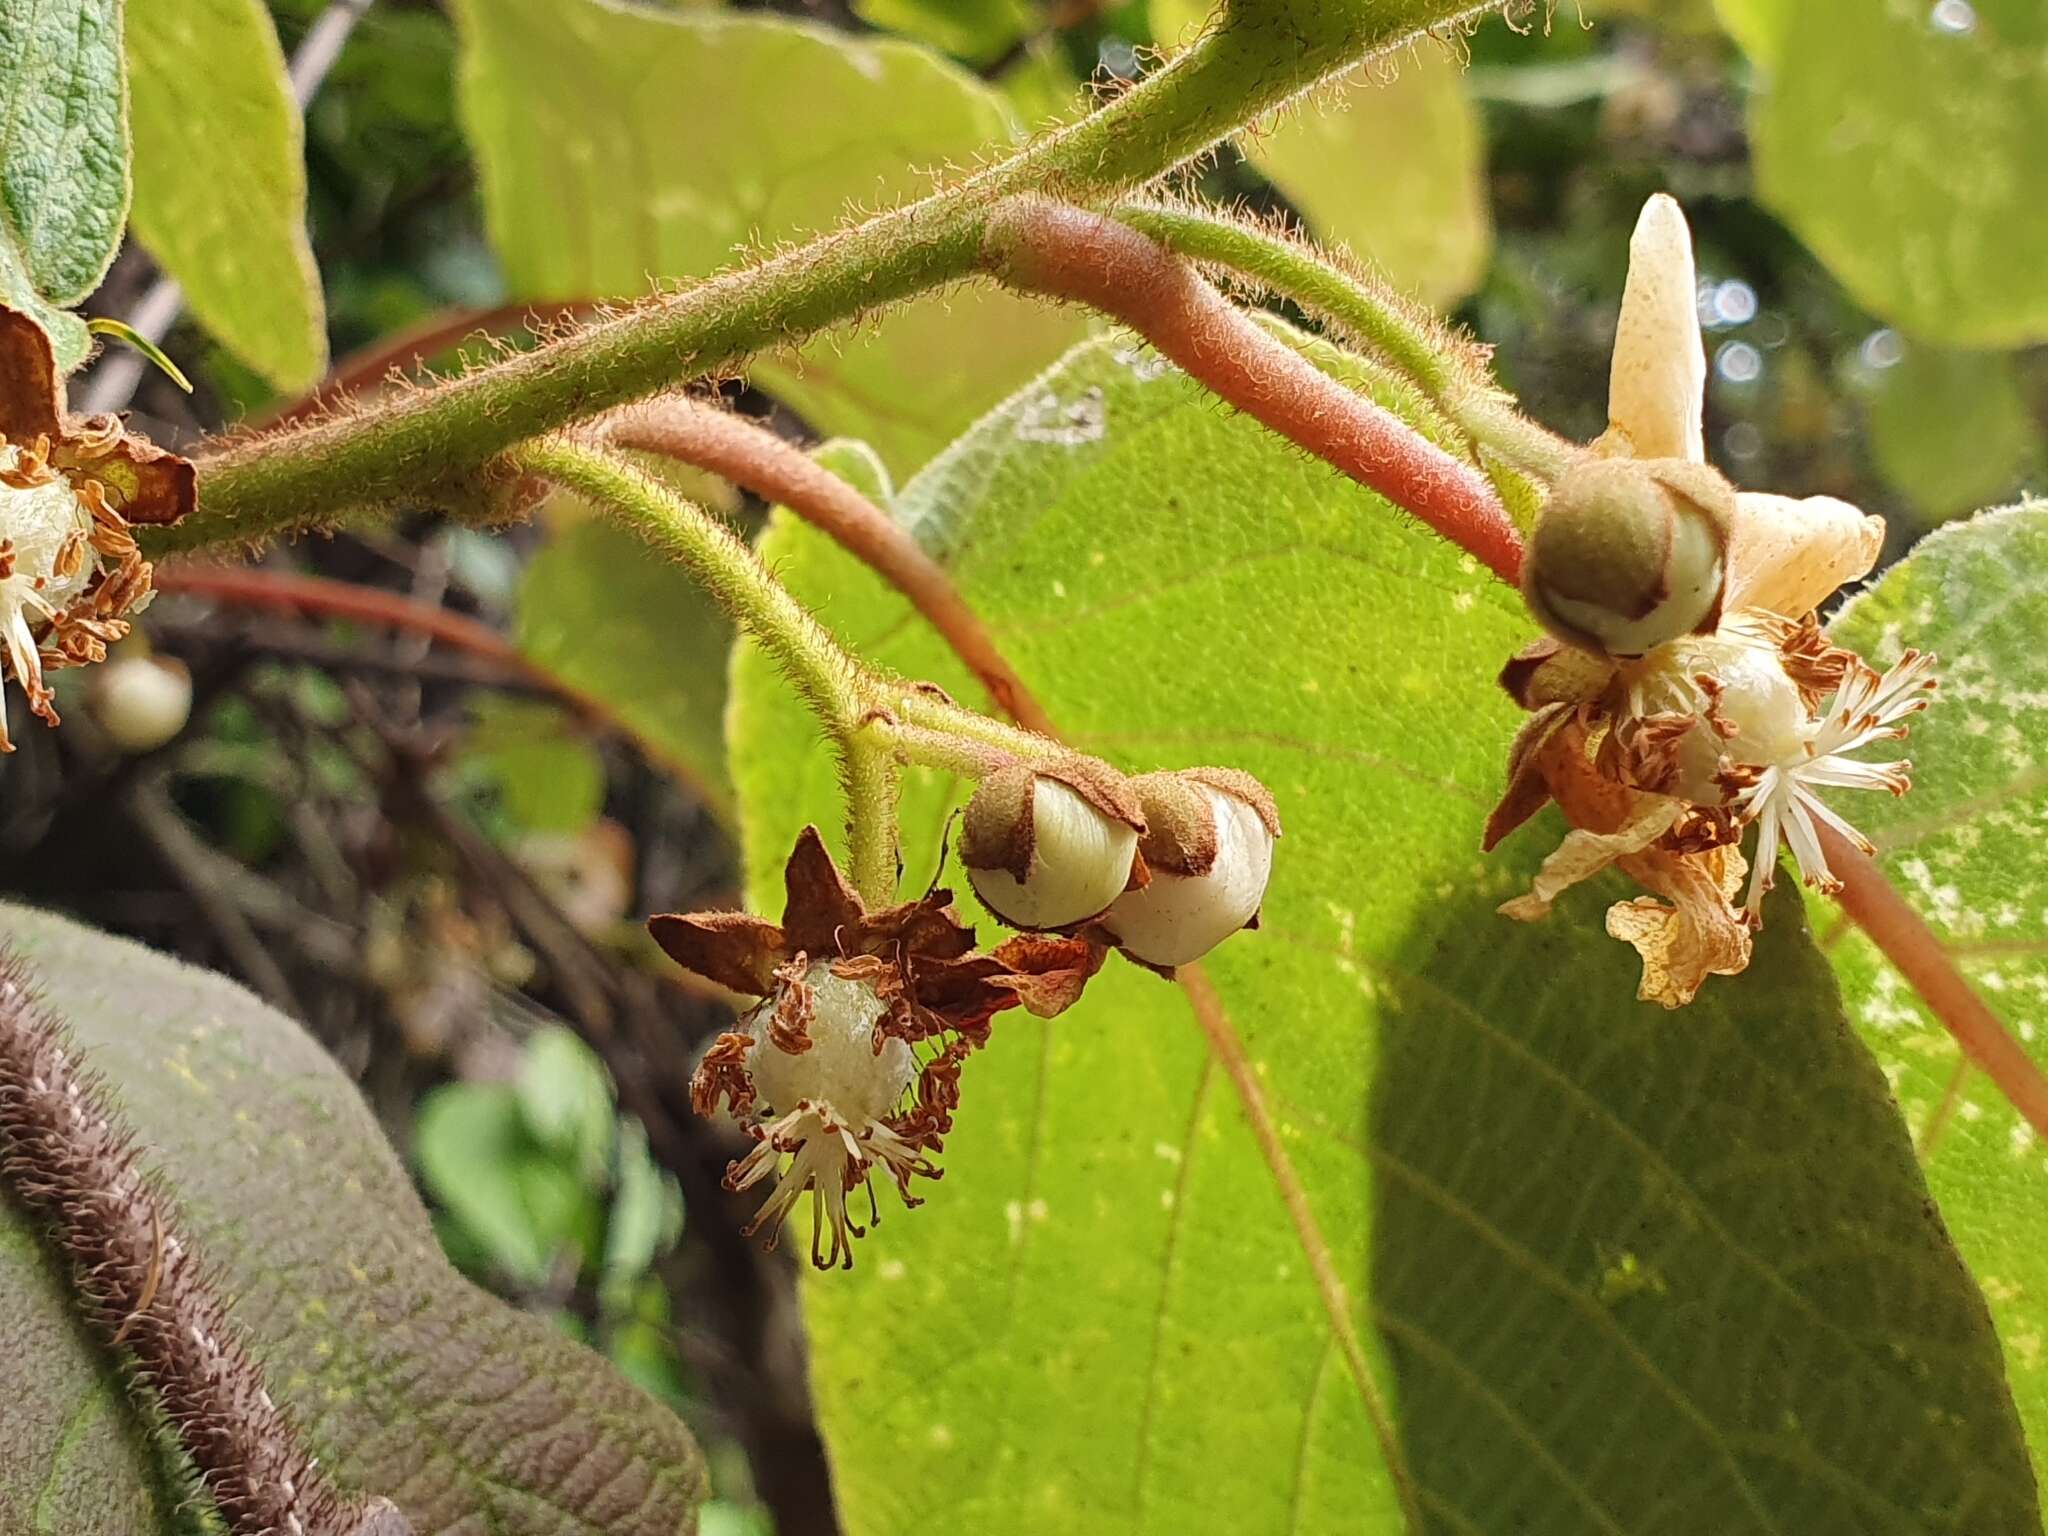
983 199 1525 587
605 399 1057 736
152 564 713 800
1821 824 2048 1142
157 565 546 679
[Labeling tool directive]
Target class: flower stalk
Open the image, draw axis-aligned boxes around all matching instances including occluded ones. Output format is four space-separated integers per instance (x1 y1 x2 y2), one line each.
1113 200 1575 482
981 198 1527 586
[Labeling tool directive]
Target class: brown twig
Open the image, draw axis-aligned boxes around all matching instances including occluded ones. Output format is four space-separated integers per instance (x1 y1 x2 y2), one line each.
0 954 410 1536
982 198 1525 587
152 564 720 805
605 398 1057 735
1820 826 2048 1142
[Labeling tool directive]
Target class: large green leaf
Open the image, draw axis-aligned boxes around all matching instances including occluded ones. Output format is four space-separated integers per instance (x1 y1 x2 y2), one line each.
452 0 1085 475
1825 501 2048 1500
517 514 736 823
727 334 2034 1532
1864 345 2037 525
0 0 128 368
1746 0 2048 348
126 0 327 390
1 903 705 1535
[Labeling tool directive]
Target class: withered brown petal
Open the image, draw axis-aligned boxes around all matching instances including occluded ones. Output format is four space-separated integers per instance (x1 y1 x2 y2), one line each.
1482 703 1574 852
647 911 788 995
986 934 1105 1019
0 306 63 444
60 428 196 527
1609 842 1753 1008
778 825 871 955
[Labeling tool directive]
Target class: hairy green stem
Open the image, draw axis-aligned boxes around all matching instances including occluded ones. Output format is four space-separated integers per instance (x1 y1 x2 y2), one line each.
841 731 905 906
507 437 1080 902
1115 200 1574 481
162 1 1507 554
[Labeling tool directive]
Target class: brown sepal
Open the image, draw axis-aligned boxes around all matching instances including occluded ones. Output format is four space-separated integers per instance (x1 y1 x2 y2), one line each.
0 306 193 528
647 910 788 996
1482 702 1576 852
1499 637 1617 712
1127 770 1219 876
960 763 1040 881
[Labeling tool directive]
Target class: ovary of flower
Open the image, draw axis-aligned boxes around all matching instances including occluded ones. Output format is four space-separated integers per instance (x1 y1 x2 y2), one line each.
1729 649 1937 915
0 444 98 719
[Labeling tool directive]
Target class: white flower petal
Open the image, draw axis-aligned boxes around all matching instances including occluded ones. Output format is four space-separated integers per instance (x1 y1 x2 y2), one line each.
1725 492 1885 617
1608 194 1706 463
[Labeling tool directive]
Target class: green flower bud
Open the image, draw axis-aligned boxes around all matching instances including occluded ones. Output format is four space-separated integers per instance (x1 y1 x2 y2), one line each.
1522 456 1732 658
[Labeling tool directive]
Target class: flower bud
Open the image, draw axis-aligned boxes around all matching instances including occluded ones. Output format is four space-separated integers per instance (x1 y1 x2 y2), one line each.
1102 768 1280 969
85 653 191 753
1522 456 1732 658
961 763 1141 930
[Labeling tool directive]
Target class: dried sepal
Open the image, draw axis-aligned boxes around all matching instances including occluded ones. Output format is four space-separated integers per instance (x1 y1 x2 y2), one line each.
1499 637 1617 711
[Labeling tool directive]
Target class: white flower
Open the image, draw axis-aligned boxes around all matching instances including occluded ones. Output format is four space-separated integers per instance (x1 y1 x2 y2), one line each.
718 961 928 1271
1730 648 1936 915
1 442 99 729
1491 194 1937 1006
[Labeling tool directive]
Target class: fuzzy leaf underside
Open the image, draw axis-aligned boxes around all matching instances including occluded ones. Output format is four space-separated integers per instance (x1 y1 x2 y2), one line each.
1824 500 2048 1506
0 903 705 1536
0 0 128 369
452 0 1086 476
726 333 2036 1533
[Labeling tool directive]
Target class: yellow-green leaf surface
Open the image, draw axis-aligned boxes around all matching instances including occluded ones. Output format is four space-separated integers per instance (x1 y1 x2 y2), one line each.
727 334 2035 1533
1825 501 2048 1501
517 514 736 823
453 0 1085 476
0 0 127 368
1864 346 2037 525
1154 2 1488 306
1 904 705 1535
1711 0 1786 61
1746 0 2048 348
126 0 327 390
